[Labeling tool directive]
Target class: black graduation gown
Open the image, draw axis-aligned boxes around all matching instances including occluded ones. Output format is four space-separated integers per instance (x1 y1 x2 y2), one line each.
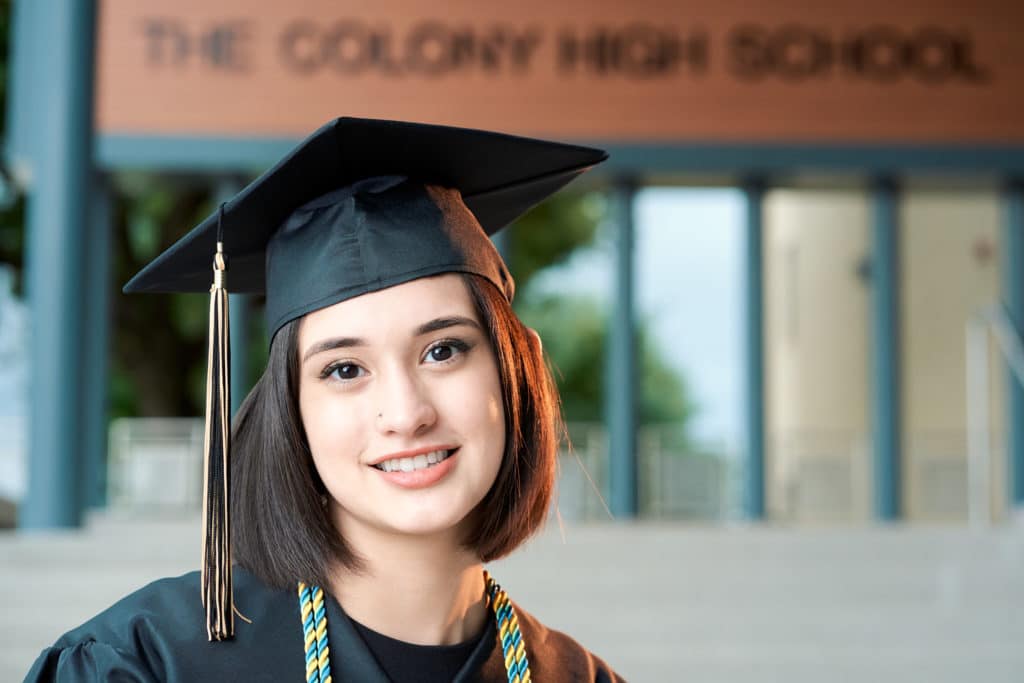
24 568 625 682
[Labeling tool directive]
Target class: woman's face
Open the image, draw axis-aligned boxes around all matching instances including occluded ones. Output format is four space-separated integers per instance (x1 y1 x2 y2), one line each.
297 273 505 542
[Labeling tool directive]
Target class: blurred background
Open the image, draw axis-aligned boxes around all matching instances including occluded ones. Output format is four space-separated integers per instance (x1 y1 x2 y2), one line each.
2 0 1024 681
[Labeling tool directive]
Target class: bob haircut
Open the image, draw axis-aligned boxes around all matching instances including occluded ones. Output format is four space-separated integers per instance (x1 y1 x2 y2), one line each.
230 273 560 590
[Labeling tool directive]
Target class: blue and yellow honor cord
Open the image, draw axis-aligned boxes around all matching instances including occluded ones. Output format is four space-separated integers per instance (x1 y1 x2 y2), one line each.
484 569 532 683
297 570 531 682
298 583 332 683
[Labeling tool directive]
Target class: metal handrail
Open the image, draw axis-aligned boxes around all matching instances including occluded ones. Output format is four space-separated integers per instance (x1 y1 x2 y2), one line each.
965 304 1024 527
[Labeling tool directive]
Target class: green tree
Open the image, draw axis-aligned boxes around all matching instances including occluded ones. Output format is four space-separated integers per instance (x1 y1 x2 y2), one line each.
108 173 270 418
0 0 26 294
109 175 218 417
517 293 696 437
507 190 698 442
505 191 606 291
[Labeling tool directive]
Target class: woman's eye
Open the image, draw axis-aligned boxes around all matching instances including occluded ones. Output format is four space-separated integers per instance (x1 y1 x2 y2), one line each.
428 345 454 362
423 340 468 364
324 363 365 381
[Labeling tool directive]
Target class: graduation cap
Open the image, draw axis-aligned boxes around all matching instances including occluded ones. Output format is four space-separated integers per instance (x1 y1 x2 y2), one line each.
124 116 607 641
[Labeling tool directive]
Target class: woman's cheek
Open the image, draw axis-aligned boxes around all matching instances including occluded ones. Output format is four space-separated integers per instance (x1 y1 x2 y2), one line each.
302 391 347 461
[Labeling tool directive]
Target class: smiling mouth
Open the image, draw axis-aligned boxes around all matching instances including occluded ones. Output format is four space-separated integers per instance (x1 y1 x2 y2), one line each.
371 448 457 473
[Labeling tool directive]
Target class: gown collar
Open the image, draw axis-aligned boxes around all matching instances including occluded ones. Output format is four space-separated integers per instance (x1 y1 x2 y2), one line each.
324 589 499 682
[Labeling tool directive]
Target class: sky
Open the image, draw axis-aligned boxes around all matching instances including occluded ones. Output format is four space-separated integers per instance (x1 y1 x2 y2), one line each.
531 187 745 453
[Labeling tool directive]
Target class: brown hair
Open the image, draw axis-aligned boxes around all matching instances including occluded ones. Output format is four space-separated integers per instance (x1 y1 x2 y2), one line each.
230 273 559 589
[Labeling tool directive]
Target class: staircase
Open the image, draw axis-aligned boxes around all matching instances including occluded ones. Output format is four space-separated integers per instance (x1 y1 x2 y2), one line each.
2 515 1022 682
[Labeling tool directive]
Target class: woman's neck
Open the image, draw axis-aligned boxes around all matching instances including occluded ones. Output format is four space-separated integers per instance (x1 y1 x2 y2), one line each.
327 517 488 646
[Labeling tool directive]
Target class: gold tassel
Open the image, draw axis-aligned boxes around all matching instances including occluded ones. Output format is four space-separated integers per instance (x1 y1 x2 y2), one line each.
201 239 233 640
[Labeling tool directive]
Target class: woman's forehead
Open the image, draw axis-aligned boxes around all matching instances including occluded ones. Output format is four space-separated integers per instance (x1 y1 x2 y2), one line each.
298 273 478 342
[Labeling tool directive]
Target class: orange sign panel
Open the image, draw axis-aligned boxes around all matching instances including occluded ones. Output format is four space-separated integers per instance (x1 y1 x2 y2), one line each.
96 0 1024 143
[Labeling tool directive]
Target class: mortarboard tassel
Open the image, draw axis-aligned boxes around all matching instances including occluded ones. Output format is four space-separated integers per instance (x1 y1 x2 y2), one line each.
200 209 234 641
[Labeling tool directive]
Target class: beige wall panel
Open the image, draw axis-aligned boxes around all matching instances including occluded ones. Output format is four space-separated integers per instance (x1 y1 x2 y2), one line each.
764 190 870 522
901 191 1004 521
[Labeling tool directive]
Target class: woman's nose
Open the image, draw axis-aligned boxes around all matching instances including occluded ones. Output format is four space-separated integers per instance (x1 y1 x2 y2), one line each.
374 368 438 437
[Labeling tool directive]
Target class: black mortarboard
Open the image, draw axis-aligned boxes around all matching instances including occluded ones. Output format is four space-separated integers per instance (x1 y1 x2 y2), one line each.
125 117 608 339
123 116 607 642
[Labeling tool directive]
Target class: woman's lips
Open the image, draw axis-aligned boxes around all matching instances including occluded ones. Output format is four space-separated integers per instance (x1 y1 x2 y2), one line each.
371 448 459 489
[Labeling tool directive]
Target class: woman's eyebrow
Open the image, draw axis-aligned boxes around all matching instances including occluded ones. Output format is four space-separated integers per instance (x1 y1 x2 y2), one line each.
302 316 480 362
415 316 481 336
302 336 365 363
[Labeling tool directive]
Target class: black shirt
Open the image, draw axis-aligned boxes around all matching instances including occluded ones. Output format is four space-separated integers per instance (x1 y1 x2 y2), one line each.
350 615 491 683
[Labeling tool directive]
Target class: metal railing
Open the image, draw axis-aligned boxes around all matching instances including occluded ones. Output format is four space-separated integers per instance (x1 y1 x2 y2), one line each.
107 417 205 512
965 304 1024 527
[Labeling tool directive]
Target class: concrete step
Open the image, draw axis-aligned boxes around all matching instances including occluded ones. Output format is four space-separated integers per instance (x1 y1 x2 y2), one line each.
2 516 1022 682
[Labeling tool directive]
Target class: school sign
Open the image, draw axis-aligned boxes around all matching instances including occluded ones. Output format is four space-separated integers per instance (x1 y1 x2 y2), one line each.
91 0 1024 159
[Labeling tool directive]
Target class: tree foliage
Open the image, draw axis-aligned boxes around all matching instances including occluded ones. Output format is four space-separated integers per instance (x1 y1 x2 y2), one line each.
516 293 696 432
507 190 697 438
505 192 606 291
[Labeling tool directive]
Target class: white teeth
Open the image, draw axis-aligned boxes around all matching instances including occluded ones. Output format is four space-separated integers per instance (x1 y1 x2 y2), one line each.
376 449 451 473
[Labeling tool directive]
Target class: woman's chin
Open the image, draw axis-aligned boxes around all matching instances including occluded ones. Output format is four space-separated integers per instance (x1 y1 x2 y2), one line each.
377 508 474 539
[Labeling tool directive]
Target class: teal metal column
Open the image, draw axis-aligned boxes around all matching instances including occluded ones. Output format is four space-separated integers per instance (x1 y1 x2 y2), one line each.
6 0 46 177
743 180 766 520
81 173 112 509
215 178 251 415
20 0 97 528
1002 180 1024 515
870 178 902 521
605 179 638 518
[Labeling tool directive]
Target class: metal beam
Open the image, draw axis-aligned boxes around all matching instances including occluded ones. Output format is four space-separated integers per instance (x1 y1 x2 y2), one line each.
1002 180 1024 519
20 0 97 529
743 180 766 520
605 179 638 518
95 135 1024 176
870 178 902 521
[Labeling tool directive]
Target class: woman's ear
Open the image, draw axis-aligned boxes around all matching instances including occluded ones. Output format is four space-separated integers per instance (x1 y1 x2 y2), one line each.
526 327 543 353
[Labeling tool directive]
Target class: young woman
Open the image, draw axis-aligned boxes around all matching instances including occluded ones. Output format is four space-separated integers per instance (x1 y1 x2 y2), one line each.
25 118 622 682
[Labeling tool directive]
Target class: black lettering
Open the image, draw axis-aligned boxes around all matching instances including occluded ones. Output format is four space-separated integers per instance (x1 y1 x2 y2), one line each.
557 28 587 73
449 29 479 70
583 27 615 76
773 25 831 81
557 26 616 76
909 27 955 84
559 25 704 78
616 24 675 78
405 22 452 75
369 28 404 75
200 22 251 70
280 21 321 73
593 28 614 74
682 30 710 74
142 18 189 66
950 30 990 83
851 26 904 82
324 21 372 74
729 24 771 80
508 26 543 71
